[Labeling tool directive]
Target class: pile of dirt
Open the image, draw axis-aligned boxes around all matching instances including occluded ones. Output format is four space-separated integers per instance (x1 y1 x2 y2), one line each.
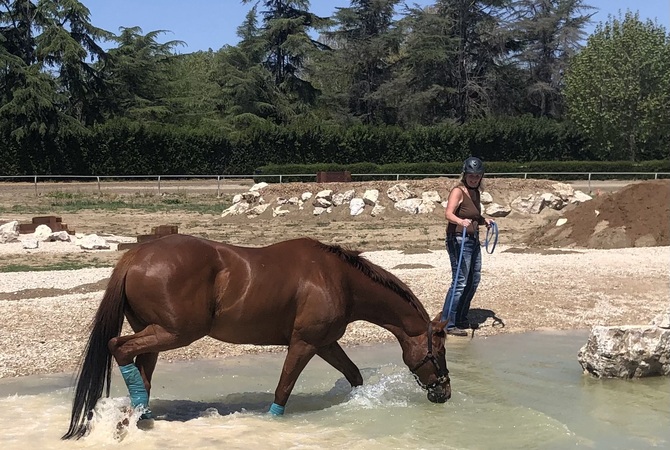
526 180 669 249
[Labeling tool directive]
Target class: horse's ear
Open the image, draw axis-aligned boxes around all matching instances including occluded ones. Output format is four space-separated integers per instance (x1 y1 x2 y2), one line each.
431 314 448 332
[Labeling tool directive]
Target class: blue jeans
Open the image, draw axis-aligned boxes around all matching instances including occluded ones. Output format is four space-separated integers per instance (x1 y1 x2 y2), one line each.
440 234 482 329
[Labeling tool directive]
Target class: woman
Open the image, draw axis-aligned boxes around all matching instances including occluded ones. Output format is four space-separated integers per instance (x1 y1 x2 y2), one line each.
440 156 494 336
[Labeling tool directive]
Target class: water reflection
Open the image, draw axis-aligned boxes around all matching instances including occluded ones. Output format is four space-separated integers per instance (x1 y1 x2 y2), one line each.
1 331 668 449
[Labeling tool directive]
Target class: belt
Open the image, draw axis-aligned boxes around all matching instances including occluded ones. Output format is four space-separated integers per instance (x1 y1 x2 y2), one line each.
446 232 478 239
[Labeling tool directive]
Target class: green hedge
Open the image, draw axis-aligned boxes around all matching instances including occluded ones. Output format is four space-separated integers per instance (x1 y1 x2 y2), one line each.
0 116 667 176
255 160 670 182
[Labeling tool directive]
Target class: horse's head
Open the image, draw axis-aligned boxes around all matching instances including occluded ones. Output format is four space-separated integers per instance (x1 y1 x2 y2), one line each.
404 318 451 403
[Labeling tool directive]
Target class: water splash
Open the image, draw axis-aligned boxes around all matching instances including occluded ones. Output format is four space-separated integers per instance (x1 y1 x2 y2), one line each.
85 397 148 444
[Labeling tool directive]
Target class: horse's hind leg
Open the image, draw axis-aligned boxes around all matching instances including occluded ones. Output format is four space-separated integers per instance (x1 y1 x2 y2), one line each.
135 352 159 394
108 324 203 417
317 342 363 387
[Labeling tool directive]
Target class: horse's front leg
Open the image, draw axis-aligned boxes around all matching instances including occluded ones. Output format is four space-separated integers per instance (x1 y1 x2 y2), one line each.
271 339 317 415
317 342 363 387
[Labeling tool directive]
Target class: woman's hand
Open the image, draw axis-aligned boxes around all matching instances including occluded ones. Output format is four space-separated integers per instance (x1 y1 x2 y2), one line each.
485 218 495 228
460 219 472 227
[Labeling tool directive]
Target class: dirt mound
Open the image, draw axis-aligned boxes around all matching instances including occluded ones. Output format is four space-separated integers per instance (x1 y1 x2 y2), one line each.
526 180 669 249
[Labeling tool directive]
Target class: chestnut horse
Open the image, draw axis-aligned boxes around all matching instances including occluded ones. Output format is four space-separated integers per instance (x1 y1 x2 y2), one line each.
63 235 450 439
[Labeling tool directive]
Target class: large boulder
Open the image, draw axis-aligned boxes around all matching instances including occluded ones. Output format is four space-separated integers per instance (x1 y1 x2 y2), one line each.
577 325 670 378
0 221 19 243
78 234 110 250
387 183 415 202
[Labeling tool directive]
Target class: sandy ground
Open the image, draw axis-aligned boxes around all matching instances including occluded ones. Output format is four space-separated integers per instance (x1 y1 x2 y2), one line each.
0 178 668 378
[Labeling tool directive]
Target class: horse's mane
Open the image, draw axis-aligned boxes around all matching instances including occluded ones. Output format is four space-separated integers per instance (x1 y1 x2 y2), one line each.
314 240 429 320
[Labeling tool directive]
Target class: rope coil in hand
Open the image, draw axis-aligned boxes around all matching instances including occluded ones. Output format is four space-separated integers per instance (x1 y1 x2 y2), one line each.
485 221 499 254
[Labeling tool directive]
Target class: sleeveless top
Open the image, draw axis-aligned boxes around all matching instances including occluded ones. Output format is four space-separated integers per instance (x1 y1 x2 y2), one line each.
446 185 484 237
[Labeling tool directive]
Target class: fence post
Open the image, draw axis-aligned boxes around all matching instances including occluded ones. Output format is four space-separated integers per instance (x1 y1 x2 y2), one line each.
279 175 283 183
34 176 38 197
97 176 101 195
217 175 221 197
158 176 161 195
588 173 592 192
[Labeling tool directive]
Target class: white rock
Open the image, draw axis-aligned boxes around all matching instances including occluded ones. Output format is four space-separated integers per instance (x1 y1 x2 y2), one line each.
331 190 355 206
313 197 332 208
349 198 365 216
578 325 670 378
22 239 39 249
313 207 327 216
541 192 565 210
249 182 268 191
552 183 575 201
511 194 545 214
246 204 270 217
556 218 568 227
315 190 333 200
480 191 493 204
652 310 670 329
485 203 511 217
0 220 19 243
301 192 313 202
394 198 423 214
79 234 110 250
241 191 261 203
221 201 250 217
272 206 290 218
49 231 71 242
422 191 442 203
371 204 386 217
387 183 415 202
570 190 593 204
363 189 379 206
232 194 243 204
34 224 53 242
417 200 436 214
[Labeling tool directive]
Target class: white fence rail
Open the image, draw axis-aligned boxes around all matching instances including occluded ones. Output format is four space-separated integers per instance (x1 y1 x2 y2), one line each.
0 172 668 196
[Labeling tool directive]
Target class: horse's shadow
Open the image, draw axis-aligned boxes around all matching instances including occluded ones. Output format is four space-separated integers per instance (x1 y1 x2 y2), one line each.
468 308 505 329
148 377 354 422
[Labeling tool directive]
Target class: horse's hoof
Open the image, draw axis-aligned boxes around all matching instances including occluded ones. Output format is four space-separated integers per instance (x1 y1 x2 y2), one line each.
137 417 155 430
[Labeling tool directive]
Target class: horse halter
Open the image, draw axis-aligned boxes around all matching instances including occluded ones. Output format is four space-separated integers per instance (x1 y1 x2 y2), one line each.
409 323 450 391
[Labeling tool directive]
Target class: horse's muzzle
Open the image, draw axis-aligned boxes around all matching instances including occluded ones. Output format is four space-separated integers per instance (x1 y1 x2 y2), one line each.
427 385 451 403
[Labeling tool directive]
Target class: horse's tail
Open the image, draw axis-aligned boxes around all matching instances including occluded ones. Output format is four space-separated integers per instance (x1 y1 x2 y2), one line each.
62 253 134 440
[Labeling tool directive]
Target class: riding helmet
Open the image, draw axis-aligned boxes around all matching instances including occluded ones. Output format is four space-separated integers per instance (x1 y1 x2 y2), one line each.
463 156 485 174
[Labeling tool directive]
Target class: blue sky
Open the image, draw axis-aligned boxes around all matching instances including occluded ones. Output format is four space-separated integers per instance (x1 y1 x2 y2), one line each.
84 0 670 53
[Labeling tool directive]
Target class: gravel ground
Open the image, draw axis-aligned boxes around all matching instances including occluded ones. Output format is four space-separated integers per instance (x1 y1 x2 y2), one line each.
1 243 668 378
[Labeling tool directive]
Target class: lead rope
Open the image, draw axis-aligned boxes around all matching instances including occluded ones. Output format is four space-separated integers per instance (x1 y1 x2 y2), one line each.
445 226 468 335
485 221 499 254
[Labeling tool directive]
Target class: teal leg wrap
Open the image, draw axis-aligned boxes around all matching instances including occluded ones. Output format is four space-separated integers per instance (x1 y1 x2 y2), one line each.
268 403 285 416
119 363 152 419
